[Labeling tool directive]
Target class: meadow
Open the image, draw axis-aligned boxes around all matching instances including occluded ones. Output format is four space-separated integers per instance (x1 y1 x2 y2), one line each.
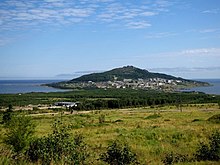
0 104 220 164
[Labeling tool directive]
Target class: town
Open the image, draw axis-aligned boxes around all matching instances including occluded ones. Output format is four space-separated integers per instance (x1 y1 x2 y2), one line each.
91 78 183 90
59 77 195 91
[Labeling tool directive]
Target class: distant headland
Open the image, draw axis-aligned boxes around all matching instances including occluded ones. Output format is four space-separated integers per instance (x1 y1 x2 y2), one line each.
47 66 210 91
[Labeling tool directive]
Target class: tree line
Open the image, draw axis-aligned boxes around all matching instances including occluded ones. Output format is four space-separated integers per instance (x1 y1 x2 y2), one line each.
0 89 219 108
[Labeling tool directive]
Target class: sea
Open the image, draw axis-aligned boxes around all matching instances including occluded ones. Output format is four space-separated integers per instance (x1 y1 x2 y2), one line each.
0 79 220 95
179 79 220 95
0 80 70 94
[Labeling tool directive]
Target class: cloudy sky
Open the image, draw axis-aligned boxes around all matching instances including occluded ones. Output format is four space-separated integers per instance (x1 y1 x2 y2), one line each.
0 0 220 79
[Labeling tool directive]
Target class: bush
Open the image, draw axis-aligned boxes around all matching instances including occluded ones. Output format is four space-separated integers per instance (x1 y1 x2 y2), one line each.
72 133 89 164
100 140 138 165
2 105 13 124
32 107 39 111
162 152 190 165
3 115 35 154
207 114 220 124
99 114 105 123
195 130 220 161
144 113 161 120
27 120 89 165
192 118 203 122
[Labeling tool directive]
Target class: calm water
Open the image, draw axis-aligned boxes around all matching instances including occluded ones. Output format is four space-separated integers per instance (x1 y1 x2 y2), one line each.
0 80 69 94
181 79 220 95
0 79 220 95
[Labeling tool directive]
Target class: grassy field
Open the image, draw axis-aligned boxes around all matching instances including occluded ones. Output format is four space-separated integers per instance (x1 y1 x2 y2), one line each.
1 104 219 164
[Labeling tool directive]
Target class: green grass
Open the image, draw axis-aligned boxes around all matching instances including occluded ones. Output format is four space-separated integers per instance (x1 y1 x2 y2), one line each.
0 105 220 164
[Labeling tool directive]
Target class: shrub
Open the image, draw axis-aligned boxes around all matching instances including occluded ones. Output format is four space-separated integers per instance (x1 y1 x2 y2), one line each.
195 130 220 161
2 105 13 124
99 114 105 123
3 115 35 154
32 107 39 111
207 114 220 124
192 118 203 122
27 120 89 165
162 152 190 165
100 140 138 165
71 133 89 164
144 114 161 120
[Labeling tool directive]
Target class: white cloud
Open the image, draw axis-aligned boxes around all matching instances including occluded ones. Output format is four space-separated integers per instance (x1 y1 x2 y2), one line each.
150 67 220 73
62 8 93 17
180 48 220 56
145 32 178 39
199 28 219 33
156 0 172 7
149 66 220 79
44 0 63 2
126 21 151 29
125 47 220 71
0 0 173 32
0 0 95 31
141 11 158 16
202 9 220 14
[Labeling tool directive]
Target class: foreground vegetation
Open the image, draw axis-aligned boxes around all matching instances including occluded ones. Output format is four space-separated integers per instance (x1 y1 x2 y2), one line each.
0 104 220 164
0 89 219 164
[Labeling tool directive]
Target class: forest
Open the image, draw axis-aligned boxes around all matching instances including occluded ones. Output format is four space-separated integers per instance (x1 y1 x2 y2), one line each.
0 89 219 110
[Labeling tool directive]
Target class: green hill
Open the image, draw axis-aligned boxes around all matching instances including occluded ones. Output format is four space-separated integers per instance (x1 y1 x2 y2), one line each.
48 66 209 90
69 65 183 82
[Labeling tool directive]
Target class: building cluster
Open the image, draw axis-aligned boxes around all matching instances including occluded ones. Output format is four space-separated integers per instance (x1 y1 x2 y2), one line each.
94 78 183 90
62 78 184 91
54 102 78 108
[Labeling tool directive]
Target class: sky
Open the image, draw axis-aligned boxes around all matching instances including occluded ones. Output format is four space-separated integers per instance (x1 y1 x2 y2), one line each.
0 0 220 79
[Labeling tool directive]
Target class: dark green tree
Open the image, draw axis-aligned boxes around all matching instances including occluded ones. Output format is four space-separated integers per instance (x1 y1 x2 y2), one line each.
2 104 13 124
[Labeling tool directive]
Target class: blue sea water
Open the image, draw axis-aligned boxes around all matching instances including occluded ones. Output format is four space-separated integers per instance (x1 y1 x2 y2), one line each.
181 79 220 95
0 79 220 95
0 80 69 94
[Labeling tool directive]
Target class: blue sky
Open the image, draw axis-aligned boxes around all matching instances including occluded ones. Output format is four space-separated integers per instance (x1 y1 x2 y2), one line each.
0 0 220 79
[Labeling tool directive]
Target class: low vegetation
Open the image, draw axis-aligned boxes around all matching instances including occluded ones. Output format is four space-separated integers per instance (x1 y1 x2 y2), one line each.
100 140 138 165
3 115 35 154
207 114 220 124
0 104 220 164
27 120 89 165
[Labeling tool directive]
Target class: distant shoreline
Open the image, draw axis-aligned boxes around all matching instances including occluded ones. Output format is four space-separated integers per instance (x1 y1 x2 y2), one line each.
0 80 69 94
178 79 220 95
0 79 219 95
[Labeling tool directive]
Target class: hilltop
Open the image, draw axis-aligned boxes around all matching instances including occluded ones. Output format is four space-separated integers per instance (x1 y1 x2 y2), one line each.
70 65 182 82
48 66 209 91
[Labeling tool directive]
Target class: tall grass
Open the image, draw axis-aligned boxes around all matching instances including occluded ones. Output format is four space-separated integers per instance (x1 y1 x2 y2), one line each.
0 105 220 164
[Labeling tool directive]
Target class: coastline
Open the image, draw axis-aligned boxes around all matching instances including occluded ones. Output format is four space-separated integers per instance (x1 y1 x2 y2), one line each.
178 79 220 95
0 79 219 95
0 80 69 94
